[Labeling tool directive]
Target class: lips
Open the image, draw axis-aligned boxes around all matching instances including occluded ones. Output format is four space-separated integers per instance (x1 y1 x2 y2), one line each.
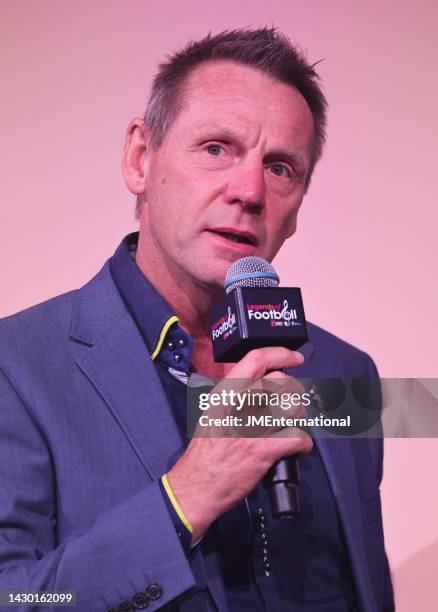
207 227 258 246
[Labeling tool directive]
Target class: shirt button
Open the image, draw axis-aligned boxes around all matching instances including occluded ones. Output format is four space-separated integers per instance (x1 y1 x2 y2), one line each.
263 559 272 573
167 340 175 351
173 352 182 364
177 337 186 347
132 592 149 608
261 535 270 549
146 584 163 600
258 510 266 525
117 601 134 612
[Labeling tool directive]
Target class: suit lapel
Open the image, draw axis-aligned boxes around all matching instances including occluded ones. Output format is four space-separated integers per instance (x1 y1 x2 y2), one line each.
71 262 184 479
77 311 184 479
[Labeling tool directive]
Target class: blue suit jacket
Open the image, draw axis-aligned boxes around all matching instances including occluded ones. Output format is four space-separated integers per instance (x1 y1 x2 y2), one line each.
0 261 394 611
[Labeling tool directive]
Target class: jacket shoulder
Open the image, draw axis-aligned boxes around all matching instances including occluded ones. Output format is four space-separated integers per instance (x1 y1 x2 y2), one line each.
0 289 76 351
0 260 123 366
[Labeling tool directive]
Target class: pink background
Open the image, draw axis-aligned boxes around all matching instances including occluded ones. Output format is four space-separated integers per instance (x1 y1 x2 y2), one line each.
1 1 437 607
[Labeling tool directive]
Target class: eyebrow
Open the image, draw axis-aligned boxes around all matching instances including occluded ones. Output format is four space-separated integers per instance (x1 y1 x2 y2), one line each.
192 124 246 142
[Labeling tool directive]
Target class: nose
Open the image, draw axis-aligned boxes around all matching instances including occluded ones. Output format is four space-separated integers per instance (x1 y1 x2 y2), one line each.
223 161 266 214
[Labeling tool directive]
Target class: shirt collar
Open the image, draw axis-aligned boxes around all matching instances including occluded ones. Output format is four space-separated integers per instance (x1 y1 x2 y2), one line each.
110 232 193 372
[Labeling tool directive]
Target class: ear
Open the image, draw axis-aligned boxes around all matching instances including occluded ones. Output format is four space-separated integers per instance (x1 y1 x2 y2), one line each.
122 118 150 196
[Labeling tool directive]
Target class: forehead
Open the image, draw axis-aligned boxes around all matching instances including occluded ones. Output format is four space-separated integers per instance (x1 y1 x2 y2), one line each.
173 60 314 151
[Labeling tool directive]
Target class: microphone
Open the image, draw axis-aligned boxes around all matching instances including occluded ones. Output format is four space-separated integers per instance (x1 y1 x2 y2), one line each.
208 257 308 362
207 256 309 519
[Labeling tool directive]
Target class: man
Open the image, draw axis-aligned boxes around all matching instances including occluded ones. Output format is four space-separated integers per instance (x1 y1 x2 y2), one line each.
0 28 394 611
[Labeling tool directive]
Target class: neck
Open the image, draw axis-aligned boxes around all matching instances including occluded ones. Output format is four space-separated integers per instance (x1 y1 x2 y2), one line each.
135 231 231 379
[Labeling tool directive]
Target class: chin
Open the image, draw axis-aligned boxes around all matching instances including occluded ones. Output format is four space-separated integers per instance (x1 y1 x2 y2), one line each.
187 263 229 292
183 250 224 280
197 271 228 292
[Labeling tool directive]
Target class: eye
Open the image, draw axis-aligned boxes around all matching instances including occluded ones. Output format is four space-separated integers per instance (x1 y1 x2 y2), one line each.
269 164 291 178
206 144 224 156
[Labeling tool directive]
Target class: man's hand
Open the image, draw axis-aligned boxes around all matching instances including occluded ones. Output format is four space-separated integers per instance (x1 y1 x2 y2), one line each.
166 347 313 543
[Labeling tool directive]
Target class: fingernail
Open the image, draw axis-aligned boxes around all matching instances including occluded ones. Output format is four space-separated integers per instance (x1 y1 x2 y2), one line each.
294 351 304 363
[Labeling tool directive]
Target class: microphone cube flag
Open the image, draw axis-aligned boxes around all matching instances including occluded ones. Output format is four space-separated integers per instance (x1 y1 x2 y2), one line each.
208 286 308 363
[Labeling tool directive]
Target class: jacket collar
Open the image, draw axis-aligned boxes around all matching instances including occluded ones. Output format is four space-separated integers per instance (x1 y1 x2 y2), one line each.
70 260 127 347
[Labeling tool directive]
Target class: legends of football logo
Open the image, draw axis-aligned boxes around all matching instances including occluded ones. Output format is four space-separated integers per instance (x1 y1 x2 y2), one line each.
211 307 238 340
246 300 302 328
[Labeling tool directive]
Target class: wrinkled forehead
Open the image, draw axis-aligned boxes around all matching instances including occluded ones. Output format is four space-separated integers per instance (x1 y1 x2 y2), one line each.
180 59 308 112
175 59 314 153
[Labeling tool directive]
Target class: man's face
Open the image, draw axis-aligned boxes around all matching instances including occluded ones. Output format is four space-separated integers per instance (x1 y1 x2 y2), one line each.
140 60 314 289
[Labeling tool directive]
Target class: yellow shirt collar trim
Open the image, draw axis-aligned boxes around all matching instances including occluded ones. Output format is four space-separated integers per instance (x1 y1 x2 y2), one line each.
151 315 179 361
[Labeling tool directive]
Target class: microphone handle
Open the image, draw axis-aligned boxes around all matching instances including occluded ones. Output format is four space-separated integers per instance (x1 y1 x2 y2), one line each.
264 456 300 519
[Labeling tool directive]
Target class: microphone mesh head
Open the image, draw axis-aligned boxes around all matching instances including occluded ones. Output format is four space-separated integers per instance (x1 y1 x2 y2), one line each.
224 257 280 294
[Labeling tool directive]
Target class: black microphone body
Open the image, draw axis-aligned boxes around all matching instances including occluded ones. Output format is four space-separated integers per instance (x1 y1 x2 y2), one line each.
265 455 301 519
208 260 309 519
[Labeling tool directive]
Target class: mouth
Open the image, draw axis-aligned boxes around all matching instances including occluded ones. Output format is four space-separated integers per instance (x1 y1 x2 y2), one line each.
206 227 258 247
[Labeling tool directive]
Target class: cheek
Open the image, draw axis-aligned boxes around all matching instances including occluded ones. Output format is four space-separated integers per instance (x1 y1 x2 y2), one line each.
150 161 204 215
264 200 302 259
146 173 209 249
147 168 183 222
283 208 299 236
272 202 301 239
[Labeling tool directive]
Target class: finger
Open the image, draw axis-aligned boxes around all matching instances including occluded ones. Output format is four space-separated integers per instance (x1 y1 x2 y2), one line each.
269 428 313 456
226 347 304 381
263 372 305 393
